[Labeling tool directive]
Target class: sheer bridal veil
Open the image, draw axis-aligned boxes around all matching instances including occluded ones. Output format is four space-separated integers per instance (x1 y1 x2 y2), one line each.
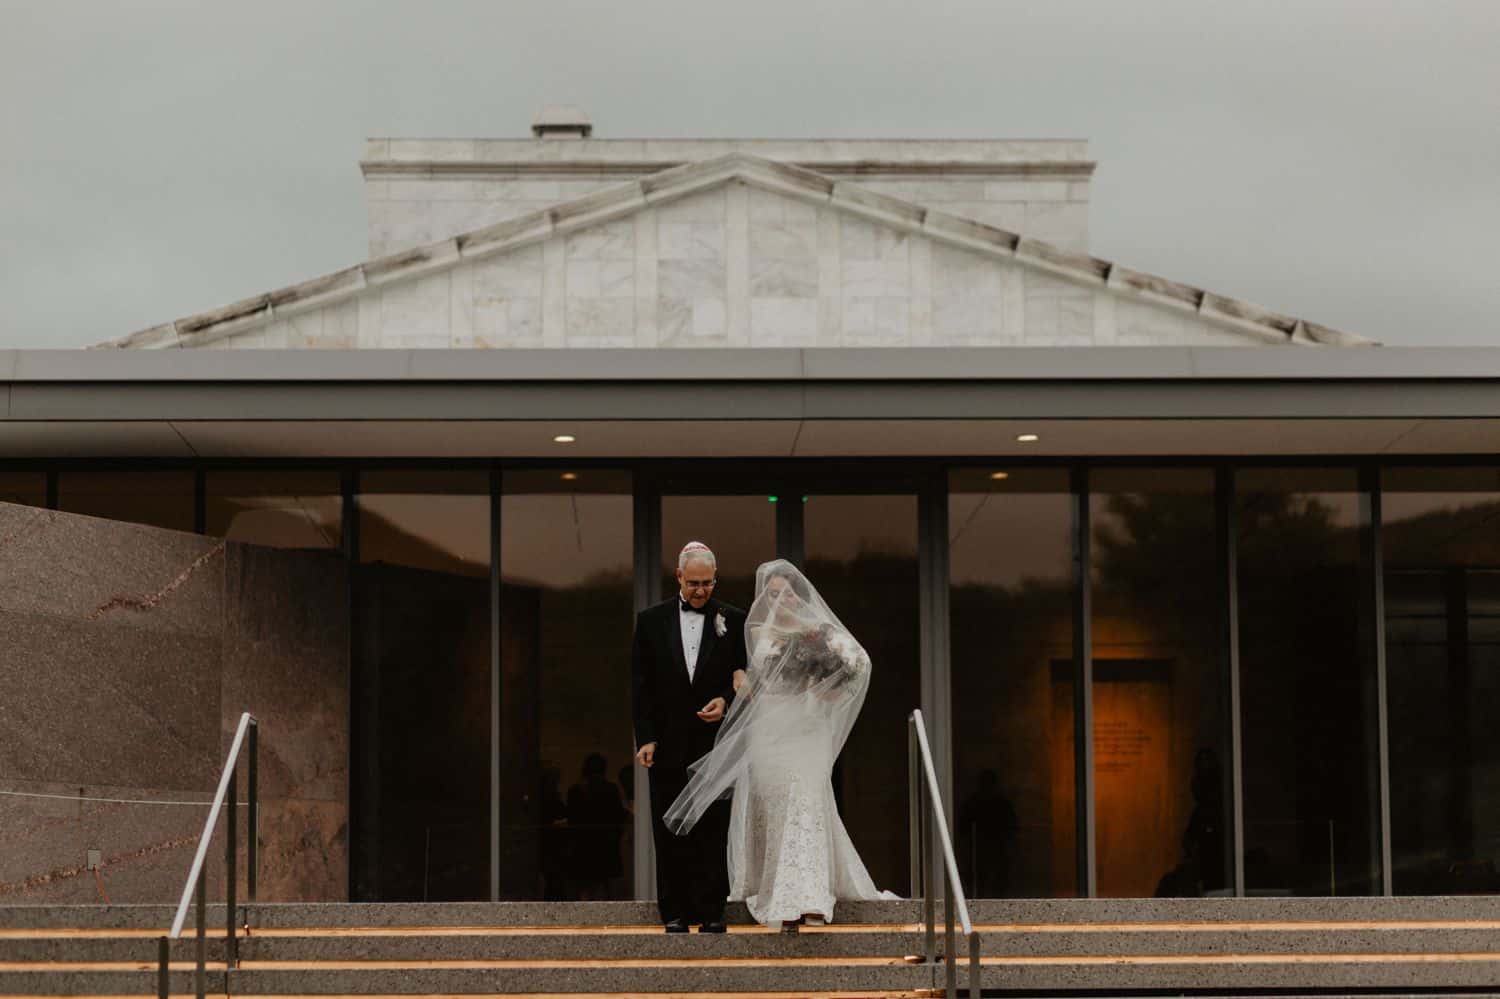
664 559 872 835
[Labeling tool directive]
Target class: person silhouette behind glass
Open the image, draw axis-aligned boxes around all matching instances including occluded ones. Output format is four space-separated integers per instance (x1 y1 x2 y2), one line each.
567 753 627 900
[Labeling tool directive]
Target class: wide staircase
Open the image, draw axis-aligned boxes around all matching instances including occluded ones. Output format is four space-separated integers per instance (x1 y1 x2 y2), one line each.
6 895 1500 997
11 714 1500 996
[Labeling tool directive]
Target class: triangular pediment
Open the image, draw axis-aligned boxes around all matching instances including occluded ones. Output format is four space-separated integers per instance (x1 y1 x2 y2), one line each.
97 154 1373 350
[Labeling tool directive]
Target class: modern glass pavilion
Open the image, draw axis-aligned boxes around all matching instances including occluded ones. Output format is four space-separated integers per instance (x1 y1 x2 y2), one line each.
4 344 1499 903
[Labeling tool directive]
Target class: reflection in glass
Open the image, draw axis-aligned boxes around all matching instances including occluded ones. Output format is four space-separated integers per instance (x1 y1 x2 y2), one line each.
501 469 634 900
205 470 341 549
805 494 918 896
361 472 489 577
949 468 1076 898
1091 469 1226 898
660 496 776 613
357 470 490 901
1384 467 1500 894
0 471 46 509
1238 468 1377 896
58 470 194 532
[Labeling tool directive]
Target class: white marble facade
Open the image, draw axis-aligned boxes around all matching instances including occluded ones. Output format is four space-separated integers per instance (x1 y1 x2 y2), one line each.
368 174 1090 261
103 134 1370 350
363 138 1093 259
203 178 1266 351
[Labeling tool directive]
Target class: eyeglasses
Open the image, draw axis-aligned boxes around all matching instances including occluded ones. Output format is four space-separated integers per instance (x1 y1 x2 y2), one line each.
683 578 717 591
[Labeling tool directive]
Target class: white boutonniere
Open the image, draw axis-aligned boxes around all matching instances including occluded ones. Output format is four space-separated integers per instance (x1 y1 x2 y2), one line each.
714 611 727 638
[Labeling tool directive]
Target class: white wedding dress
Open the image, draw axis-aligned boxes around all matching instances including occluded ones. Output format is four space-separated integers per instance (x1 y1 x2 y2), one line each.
730 631 889 924
665 560 895 927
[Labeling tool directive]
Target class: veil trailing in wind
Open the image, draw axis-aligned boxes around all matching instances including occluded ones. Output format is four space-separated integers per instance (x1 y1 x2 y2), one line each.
664 559 871 835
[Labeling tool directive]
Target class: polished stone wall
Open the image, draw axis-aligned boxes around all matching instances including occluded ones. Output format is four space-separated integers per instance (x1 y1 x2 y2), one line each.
0 502 348 904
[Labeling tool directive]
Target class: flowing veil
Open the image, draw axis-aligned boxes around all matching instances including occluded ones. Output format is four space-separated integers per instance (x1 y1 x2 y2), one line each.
664 559 871 836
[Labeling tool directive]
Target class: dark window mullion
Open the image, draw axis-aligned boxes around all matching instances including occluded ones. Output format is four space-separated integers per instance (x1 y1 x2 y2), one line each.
1217 465 1245 896
488 467 502 902
1360 465 1394 895
1070 462 1096 898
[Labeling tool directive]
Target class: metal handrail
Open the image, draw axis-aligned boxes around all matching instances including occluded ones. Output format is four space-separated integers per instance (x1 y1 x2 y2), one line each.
908 709 981 998
157 712 258 999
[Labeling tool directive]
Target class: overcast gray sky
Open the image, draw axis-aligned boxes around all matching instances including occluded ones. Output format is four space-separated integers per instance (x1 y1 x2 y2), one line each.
1 0 1495 349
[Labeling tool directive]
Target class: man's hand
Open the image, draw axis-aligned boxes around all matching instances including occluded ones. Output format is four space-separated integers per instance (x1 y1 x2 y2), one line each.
635 742 656 768
696 697 726 723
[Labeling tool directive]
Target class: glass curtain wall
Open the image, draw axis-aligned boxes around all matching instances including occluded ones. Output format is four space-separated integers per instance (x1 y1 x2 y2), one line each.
948 468 1076 898
1384 467 1500 894
205 470 342 550
356 470 491 901
34 456 1500 901
0 471 46 508
1237 468 1378 896
803 493 919 896
58 470 195 532
499 469 634 901
1090 468 1227 898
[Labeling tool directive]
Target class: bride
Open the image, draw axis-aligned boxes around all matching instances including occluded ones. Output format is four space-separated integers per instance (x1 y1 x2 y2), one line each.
665 559 895 931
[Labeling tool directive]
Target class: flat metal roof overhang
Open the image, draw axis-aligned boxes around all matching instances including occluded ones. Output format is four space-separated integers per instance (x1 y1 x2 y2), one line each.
3 347 1499 459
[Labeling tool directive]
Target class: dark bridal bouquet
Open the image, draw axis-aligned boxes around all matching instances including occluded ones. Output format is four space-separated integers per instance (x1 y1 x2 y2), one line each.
788 625 855 688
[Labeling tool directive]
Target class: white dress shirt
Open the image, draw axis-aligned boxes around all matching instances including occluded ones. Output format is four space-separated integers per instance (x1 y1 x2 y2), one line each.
679 602 706 682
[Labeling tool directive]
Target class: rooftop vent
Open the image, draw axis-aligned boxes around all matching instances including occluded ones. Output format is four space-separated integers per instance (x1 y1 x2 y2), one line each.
532 104 593 139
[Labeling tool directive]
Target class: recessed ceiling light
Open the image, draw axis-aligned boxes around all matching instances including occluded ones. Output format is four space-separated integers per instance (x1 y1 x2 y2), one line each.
990 472 1010 480
560 472 578 481
1016 433 1039 443
552 434 576 444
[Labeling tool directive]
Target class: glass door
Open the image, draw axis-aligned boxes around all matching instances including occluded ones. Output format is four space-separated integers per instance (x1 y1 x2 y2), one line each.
499 469 635 901
802 493 920 896
639 475 921 900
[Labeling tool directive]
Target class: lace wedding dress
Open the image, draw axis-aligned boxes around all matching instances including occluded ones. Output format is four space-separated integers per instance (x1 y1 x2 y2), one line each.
666 560 895 926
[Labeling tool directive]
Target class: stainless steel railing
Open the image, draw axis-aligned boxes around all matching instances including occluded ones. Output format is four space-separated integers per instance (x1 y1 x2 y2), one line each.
908 709 981 998
157 711 258 999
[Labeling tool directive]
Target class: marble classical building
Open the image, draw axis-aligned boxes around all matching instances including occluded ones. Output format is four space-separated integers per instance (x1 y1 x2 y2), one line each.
4 108 1499 908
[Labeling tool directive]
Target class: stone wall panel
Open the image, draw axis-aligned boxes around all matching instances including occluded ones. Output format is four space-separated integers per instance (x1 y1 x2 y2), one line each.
0 504 350 905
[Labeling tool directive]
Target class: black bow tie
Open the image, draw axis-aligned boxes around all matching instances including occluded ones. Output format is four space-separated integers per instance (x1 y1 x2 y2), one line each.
679 598 707 615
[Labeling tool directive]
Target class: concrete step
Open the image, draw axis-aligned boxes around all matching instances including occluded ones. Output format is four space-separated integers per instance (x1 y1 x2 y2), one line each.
0 934 227 963
11 950 1500 996
221 994 932 999
6 895 1500 928
9 953 1499 996
206 994 1500 999
0 962 224 995
8 898 1500 996
982 919 1500 956
244 900 917 928
228 958 932 996
239 926 925 961
12 920 1500 962
0 994 1485 999
223 954 1500 994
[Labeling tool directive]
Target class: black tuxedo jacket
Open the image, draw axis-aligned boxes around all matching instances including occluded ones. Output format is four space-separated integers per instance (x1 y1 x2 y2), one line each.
630 596 747 769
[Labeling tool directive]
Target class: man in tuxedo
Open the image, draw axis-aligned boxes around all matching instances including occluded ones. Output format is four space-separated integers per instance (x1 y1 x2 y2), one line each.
631 541 746 933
